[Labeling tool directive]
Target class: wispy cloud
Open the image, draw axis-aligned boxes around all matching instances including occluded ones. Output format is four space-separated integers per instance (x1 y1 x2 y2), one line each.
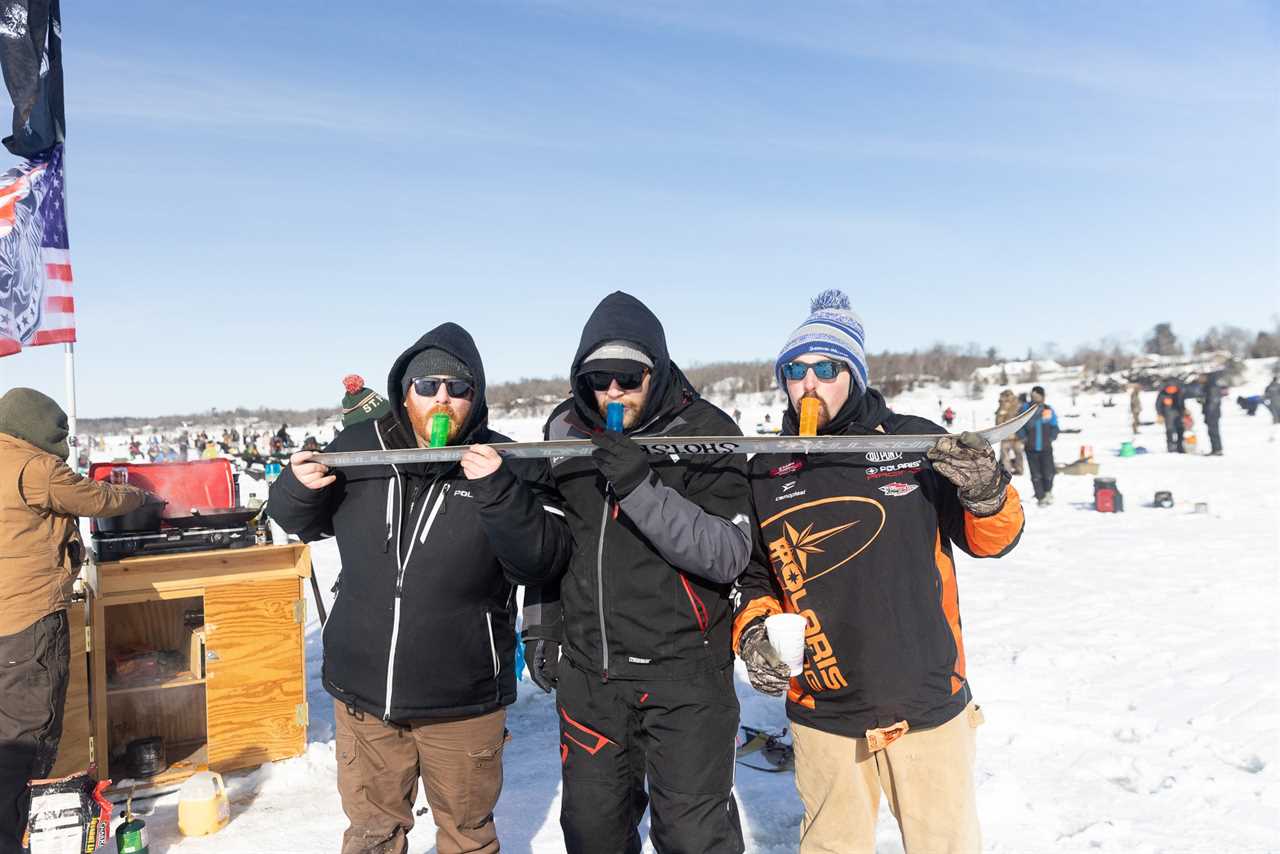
527 0 1277 105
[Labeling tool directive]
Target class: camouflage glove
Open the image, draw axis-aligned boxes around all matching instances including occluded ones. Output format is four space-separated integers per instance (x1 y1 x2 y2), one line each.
927 431 1010 517
738 619 792 697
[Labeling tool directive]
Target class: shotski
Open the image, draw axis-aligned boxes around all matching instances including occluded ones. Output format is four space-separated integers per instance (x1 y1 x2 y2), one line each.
310 405 1039 468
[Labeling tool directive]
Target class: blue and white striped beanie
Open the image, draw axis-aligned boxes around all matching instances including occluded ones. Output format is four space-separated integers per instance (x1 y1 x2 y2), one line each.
775 289 868 395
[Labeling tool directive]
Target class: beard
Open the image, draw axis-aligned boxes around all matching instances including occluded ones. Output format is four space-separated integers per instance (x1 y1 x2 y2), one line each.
409 402 464 446
799 392 833 429
596 397 642 429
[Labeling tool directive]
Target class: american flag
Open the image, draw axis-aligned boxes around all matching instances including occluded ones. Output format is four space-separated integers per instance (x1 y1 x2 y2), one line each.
0 143 73 357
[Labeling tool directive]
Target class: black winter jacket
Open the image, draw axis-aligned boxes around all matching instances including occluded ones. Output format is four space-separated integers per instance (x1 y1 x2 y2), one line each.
528 292 753 682
269 323 571 721
734 389 1025 738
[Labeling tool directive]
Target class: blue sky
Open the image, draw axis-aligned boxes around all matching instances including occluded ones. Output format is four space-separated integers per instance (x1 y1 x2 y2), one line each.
3 0 1276 416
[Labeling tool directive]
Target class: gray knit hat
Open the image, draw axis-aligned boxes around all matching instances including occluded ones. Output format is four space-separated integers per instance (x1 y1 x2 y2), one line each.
580 340 653 371
401 348 473 395
0 387 70 458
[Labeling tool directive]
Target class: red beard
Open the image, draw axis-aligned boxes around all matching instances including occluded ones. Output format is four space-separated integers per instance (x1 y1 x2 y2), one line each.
410 402 463 446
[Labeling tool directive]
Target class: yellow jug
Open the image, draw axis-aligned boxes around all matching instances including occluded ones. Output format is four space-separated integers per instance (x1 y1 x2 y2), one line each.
177 771 230 836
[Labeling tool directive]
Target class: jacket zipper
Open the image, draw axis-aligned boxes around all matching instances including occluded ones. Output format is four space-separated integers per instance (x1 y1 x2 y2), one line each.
381 479 446 721
678 571 710 636
596 491 612 682
485 610 500 700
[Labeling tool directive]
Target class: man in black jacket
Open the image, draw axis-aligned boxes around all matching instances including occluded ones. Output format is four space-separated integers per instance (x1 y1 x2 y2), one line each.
269 323 571 854
734 291 1025 853
1155 377 1187 453
1198 373 1224 456
523 291 751 854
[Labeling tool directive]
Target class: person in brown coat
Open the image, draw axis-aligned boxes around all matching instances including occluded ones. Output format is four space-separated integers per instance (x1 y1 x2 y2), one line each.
995 388 1024 475
0 388 147 854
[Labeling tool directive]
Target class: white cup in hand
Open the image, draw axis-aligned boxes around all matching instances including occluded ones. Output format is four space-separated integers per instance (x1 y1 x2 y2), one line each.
765 613 808 676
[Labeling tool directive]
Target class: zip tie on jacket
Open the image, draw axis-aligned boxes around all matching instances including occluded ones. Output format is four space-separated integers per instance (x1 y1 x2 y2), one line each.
865 720 910 753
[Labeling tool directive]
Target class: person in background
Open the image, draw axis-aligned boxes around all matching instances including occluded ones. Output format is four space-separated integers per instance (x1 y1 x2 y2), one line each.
995 389 1024 475
1198 373 1224 456
1129 384 1142 434
942 406 956 427
1017 385 1059 506
341 374 392 428
1155 377 1186 453
0 388 149 854
1265 377 1280 437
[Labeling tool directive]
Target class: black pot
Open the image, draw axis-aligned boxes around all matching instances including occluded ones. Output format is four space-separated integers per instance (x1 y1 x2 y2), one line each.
126 736 166 778
96 495 167 534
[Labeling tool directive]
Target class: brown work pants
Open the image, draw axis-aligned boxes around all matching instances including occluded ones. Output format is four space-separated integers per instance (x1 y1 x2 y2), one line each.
334 699 507 854
791 703 983 854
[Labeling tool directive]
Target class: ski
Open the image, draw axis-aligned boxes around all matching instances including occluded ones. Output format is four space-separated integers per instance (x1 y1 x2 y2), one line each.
310 405 1039 468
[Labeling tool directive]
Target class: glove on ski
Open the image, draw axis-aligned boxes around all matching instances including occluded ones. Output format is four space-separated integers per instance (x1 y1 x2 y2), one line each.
739 619 792 697
523 637 560 693
927 431 1010 517
590 431 652 498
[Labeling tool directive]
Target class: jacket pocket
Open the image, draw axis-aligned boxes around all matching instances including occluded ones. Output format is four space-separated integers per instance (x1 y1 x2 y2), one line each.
460 727 508 830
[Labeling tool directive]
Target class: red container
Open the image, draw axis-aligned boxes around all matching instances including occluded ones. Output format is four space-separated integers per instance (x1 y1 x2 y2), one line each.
87 460 237 531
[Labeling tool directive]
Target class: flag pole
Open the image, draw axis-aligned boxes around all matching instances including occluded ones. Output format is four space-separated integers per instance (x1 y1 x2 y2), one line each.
64 340 77 461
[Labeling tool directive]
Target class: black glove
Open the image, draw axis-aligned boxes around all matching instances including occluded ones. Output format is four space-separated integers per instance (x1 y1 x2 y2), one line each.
927 431 1010 516
589 431 652 498
738 619 792 697
523 636 560 693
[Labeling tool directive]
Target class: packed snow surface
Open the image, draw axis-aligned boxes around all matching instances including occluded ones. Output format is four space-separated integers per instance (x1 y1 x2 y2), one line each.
99 365 1279 853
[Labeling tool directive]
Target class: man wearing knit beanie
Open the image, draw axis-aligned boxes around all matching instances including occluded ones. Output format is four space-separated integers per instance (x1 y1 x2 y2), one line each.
0 388 148 851
734 291 1026 854
269 326 571 854
340 374 391 428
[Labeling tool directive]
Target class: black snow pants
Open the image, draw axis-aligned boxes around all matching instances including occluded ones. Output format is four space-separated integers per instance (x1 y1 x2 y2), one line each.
1163 412 1185 452
556 658 744 854
1026 447 1055 500
0 610 69 854
1206 416 1222 454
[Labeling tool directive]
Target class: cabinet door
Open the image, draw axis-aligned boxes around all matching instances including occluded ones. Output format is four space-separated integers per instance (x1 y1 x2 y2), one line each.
203 578 306 770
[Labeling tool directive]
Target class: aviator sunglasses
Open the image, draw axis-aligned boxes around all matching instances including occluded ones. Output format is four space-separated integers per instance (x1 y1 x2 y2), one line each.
582 369 648 392
410 377 475 398
781 360 845 382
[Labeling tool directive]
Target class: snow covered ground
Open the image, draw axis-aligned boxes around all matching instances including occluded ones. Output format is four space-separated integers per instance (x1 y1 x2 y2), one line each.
97 362 1279 853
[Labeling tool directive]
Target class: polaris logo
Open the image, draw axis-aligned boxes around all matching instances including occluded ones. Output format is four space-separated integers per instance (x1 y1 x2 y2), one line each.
866 451 903 463
782 480 798 492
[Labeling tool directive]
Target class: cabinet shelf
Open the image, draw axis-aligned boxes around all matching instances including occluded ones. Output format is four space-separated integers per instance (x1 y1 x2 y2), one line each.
106 671 205 696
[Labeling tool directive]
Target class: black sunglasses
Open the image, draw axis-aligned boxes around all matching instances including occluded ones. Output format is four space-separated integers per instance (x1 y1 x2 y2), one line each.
410 377 475 398
781 360 844 382
582 370 648 392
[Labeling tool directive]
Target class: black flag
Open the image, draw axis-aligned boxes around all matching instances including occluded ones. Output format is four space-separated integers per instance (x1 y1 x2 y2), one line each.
0 0 64 157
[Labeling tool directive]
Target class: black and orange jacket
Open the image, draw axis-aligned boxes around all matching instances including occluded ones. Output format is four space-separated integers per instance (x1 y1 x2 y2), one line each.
733 388 1024 738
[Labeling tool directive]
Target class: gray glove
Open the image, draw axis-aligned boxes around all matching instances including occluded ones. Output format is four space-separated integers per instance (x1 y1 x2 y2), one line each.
739 619 792 697
927 431 1010 517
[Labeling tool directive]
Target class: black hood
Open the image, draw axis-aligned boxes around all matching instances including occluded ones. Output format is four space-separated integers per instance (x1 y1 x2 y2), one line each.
782 384 892 436
570 291 696 432
385 322 490 447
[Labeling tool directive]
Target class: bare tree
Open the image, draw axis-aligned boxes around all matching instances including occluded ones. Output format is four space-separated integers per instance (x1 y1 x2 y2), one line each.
1144 323 1183 356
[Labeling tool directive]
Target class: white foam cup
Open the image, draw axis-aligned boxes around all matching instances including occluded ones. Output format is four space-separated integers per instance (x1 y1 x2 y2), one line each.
765 613 808 676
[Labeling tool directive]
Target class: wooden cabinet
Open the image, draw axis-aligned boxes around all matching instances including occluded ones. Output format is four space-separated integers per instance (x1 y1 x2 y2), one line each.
52 544 311 792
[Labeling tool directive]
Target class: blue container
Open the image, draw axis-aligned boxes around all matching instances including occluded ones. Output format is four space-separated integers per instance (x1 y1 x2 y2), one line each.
606 402 624 433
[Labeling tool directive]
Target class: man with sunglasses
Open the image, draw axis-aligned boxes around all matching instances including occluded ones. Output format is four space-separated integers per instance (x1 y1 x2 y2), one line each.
733 290 1025 854
522 291 751 853
269 323 571 854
